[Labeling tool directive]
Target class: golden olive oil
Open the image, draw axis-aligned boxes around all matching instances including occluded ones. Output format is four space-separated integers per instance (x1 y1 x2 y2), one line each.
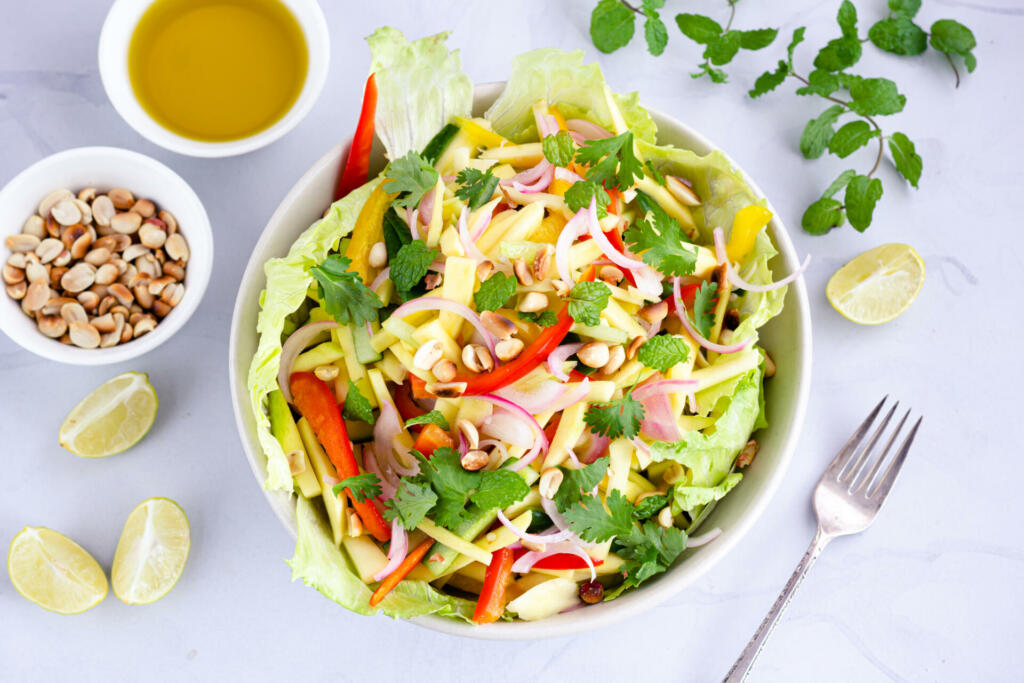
128 0 308 142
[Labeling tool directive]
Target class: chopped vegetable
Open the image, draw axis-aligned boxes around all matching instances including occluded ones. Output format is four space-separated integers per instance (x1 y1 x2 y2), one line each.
368 537 434 607
335 73 378 200
472 547 514 624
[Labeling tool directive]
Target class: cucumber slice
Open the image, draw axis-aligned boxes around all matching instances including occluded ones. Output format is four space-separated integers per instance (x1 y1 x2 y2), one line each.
422 123 460 165
351 321 382 364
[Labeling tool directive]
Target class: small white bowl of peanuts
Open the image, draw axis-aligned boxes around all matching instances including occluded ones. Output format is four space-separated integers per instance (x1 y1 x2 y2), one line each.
0 146 212 364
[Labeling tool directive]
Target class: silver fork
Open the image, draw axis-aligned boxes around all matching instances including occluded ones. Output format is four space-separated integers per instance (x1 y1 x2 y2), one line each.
723 397 922 682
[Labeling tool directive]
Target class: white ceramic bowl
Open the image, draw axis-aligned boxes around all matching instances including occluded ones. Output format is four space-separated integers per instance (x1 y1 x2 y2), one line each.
98 0 330 158
229 83 811 639
0 146 213 365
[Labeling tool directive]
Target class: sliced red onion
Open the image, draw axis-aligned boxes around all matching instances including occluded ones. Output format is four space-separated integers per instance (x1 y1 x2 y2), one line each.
511 541 596 582
535 112 559 138
577 432 611 465
496 509 574 545
568 130 585 146
631 263 666 300
457 431 468 457
688 527 722 548
554 167 584 183
512 162 554 194
500 159 552 190
406 206 421 241
547 342 583 381
587 198 645 271
457 207 488 261
639 388 682 441
475 394 548 471
713 226 810 293
566 118 613 140
278 320 339 402
555 208 588 285
494 379 570 415
630 437 650 457
428 260 445 273
374 518 409 581
374 400 419 478
392 297 497 361
565 446 581 468
713 227 729 265
363 444 398 497
672 277 752 354
322 474 339 488
547 379 591 414
640 317 662 338
482 410 535 449
418 187 435 226
633 379 698 401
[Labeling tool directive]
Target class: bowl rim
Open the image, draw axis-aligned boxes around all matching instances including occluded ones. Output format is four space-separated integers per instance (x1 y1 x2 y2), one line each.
97 0 330 158
228 82 811 639
0 145 213 365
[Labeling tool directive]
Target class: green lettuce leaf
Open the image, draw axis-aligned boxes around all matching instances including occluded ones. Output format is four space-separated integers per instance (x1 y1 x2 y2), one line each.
367 27 473 161
247 177 383 491
288 496 476 621
648 366 763 487
672 472 743 515
484 48 657 144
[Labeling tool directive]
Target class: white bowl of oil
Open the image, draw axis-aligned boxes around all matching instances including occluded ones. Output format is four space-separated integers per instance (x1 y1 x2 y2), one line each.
98 0 329 158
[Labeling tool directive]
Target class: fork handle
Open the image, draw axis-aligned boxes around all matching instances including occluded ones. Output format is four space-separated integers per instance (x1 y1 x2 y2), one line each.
723 528 832 682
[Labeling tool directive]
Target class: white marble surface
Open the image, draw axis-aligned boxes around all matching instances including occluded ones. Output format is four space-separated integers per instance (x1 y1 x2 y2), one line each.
1 1 1021 681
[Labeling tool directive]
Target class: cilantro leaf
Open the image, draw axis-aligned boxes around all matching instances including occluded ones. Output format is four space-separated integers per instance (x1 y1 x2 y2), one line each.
542 131 576 168
564 179 611 217
888 132 922 189
590 0 636 54
454 168 500 211
800 105 845 159
738 28 778 51
384 151 439 208
584 388 645 440
632 493 669 520
802 197 846 235
342 380 376 425
562 490 635 543
643 160 666 186
674 13 722 45
749 60 789 99
637 334 690 373
848 77 906 116
643 6 668 56
384 477 437 529
624 192 697 276
469 469 530 510
827 120 880 158
844 174 883 232
310 255 383 326
615 520 687 589
868 16 927 56
568 281 611 327
519 310 559 327
390 240 437 294
404 410 449 431
413 447 479 529
474 272 517 312
332 473 382 503
692 281 718 338
553 459 610 512
574 131 644 191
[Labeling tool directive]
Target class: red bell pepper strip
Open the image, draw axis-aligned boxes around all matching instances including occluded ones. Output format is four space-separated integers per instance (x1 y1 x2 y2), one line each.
335 73 378 200
290 372 391 542
411 423 454 457
511 547 605 571
669 283 699 311
473 547 515 624
369 537 434 607
409 374 431 400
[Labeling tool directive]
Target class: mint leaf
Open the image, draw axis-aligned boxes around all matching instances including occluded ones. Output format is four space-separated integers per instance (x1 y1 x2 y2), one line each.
837 0 858 39
795 69 840 97
813 36 862 72
749 60 789 98
674 13 722 44
333 473 382 503
849 77 906 116
828 120 880 158
562 490 635 542
591 0 636 53
474 271 517 312
822 169 858 199
454 168 500 211
469 469 530 510
342 380 376 425
889 0 921 18
542 131 576 168
868 16 927 56
800 105 845 159
554 459 610 512
584 388 645 440
705 30 742 66
404 410 450 431
575 131 644 190
568 281 611 327
564 179 611 217
384 151 439 208
624 192 697 276
692 281 718 338
930 19 977 74
384 477 437 529
786 26 806 67
802 197 845 235
844 175 883 232
310 255 383 326
615 520 687 589
390 240 437 293
632 493 669 520
382 207 412 260
888 132 922 188
637 334 690 373
643 6 669 56
519 310 559 327
739 28 778 51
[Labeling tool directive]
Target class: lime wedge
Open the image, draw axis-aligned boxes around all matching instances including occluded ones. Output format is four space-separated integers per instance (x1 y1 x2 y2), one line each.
111 497 190 605
7 526 108 614
826 243 925 325
59 371 158 457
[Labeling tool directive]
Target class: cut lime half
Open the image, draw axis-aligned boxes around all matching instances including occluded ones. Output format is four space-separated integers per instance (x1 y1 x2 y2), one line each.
8 526 108 614
111 497 190 605
827 243 925 325
59 371 158 457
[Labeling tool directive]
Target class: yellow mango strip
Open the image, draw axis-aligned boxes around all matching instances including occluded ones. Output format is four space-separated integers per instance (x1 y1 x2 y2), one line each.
345 184 394 284
454 116 508 149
